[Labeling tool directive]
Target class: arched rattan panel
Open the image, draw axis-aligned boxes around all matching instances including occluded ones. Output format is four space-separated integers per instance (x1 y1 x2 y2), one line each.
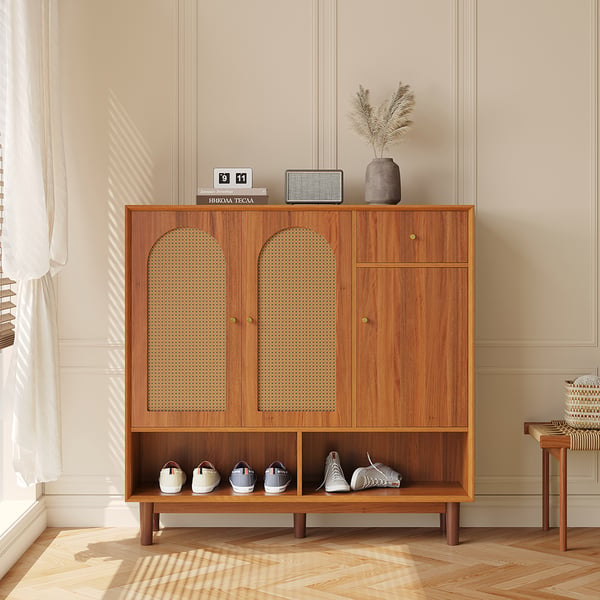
147 228 226 411
257 227 336 412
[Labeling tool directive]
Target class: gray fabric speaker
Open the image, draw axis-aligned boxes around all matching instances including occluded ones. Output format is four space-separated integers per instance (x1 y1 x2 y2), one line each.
285 170 343 204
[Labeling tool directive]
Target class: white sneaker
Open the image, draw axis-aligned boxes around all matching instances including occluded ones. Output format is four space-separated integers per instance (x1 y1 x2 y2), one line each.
159 461 186 493
192 460 221 494
350 456 402 491
320 451 350 493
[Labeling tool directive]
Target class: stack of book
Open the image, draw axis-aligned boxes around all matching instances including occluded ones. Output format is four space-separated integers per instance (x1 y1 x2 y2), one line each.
196 187 269 205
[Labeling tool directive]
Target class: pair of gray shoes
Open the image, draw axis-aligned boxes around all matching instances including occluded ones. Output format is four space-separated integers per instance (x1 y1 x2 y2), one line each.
322 451 402 492
229 460 291 494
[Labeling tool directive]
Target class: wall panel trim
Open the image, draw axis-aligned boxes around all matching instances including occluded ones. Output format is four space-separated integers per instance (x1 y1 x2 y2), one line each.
178 0 198 204
457 0 477 207
476 0 598 348
317 0 338 169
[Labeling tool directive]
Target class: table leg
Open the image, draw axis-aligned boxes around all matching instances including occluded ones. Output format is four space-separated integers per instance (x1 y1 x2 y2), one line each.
559 447 567 551
542 448 549 531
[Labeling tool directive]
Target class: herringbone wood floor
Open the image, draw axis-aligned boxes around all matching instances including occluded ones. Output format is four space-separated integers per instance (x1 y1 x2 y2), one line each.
1 526 599 599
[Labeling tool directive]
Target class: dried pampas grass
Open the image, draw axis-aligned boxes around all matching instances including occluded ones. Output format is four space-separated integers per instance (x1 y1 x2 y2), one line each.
349 82 415 158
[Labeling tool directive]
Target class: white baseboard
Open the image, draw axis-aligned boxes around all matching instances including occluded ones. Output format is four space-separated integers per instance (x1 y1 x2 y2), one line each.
462 495 600 527
45 495 139 528
0 500 47 579
44 494 600 529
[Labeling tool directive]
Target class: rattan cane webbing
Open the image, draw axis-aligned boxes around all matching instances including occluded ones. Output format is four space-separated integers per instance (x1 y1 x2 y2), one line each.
258 227 336 412
147 228 226 412
550 420 600 451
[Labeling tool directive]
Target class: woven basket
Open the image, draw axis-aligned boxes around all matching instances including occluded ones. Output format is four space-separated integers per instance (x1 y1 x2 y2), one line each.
565 380 600 429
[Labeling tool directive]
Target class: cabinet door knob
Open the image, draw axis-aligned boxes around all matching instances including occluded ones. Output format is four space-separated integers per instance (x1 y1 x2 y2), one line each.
229 317 237 323
409 233 417 240
247 316 254 323
361 316 369 323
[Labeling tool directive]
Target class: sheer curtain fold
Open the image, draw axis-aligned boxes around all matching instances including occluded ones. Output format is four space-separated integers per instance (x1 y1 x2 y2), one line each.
1 0 67 485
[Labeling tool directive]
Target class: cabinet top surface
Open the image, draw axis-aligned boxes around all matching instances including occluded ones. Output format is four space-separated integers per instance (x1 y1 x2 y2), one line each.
126 204 474 213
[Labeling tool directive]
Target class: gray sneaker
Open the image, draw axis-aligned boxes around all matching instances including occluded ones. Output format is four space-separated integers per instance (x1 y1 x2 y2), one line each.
229 461 256 493
350 460 402 491
320 451 350 492
264 461 291 494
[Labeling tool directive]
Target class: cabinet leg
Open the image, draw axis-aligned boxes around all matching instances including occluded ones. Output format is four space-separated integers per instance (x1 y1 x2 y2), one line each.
153 512 160 532
446 502 460 546
440 512 446 534
293 513 306 538
140 503 154 546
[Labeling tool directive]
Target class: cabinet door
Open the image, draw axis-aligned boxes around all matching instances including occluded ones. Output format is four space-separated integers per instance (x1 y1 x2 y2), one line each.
241 211 351 427
129 210 241 427
356 267 468 427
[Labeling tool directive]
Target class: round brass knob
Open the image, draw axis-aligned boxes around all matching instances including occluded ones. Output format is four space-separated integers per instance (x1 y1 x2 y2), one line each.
409 233 417 240
247 316 254 323
229 317 237 323
361 317 369 323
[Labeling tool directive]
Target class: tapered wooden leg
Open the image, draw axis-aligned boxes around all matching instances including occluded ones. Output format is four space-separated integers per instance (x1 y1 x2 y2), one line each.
140 503 154 546
153 512 160 532
440 513 446 534
542 448 549 531
294 513 306 538
446 502 460 546
559 447 567 551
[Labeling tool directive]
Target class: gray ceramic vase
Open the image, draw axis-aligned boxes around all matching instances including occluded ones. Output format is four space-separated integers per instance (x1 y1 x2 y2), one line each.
365 157 401 204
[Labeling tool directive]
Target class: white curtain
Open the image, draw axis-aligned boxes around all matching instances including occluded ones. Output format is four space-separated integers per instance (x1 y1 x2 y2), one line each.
0 0 67 485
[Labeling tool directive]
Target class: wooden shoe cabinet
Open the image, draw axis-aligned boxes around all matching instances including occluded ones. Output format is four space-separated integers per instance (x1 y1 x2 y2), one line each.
125 204 474 545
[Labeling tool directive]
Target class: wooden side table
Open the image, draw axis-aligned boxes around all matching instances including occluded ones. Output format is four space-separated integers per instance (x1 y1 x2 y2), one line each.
524 422 571 550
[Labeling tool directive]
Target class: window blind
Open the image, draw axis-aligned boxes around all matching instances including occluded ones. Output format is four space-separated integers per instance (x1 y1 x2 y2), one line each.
0 140 15 349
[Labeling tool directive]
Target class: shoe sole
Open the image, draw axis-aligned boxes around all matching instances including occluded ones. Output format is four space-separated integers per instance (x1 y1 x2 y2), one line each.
231 484 255 493
264 482 290 494
192 484 219 493
160 486 183 494
325 483 350 492
350 470 401 490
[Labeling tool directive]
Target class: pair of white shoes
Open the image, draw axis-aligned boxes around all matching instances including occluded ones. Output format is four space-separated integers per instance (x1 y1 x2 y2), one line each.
321 451 402 492
159 460 220 494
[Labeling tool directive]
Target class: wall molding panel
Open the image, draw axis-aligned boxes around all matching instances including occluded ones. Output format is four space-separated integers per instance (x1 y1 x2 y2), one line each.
44 475 123 497
475 0 599 349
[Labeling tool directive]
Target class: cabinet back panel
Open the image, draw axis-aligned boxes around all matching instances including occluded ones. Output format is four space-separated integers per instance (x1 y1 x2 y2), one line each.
135 432 297 483
302 432 467 485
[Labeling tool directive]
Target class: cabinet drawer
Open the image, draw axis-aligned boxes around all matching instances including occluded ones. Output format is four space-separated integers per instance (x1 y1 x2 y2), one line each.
356 210 469 263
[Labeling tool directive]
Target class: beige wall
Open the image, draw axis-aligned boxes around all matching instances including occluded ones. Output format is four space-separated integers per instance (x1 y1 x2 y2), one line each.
48 0 600 527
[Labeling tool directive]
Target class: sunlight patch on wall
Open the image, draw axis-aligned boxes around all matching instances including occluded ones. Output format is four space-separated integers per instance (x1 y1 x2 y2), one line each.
107 89 154 470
